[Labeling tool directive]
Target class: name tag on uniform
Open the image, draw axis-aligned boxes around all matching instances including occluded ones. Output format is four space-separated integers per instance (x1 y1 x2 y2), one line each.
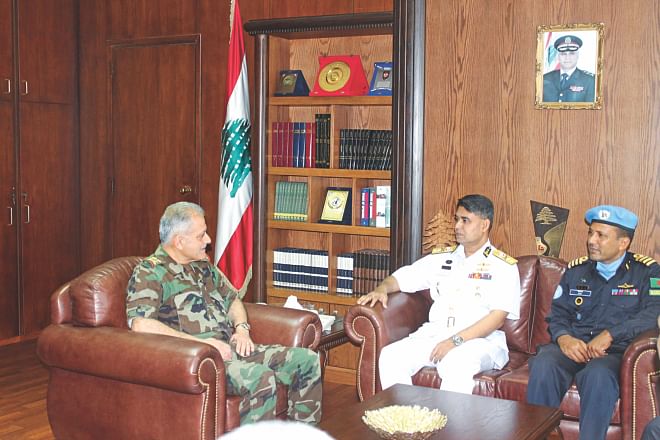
611 288 638 296
569 288 591 297
468 272 492 280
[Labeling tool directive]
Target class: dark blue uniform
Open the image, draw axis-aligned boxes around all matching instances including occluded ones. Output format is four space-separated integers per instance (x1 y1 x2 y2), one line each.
543 68 595 103
527 252 660 440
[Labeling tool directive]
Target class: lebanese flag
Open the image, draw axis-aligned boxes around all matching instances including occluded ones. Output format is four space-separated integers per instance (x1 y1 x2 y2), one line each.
214 0 252 298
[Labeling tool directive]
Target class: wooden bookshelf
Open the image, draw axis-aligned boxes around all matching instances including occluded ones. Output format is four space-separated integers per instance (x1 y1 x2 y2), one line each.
246 12 396 384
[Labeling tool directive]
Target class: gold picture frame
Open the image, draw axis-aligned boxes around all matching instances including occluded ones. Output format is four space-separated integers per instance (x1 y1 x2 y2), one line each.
535 23 604 110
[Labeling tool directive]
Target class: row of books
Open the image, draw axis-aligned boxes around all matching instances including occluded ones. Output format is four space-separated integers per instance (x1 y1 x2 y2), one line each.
273 181 308 222
351 249 391 296
360 185 391 228
339 129 393 170
271 247 390 296
273 247 328 292
270 114 331 168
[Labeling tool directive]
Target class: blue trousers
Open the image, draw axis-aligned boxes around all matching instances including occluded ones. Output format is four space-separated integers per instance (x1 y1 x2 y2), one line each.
526 343 622 440
642 416 660 440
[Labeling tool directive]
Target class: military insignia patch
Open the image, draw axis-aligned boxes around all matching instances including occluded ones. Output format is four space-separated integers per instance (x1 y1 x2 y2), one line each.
491 249 517 265
144 256 162 267
611 288 638 296
568 256 589 268
633 254 657 266
570 288 591 297
432 245 457 254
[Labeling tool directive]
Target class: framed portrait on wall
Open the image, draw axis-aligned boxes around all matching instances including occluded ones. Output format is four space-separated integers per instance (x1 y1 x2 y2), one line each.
535 23 604 109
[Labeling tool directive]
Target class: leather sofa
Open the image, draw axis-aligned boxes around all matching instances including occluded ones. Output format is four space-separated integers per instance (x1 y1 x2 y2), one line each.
37 256 322 440
345 255 660 440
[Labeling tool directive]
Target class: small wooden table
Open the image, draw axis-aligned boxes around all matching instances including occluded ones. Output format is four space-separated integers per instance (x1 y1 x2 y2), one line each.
319 384 563 440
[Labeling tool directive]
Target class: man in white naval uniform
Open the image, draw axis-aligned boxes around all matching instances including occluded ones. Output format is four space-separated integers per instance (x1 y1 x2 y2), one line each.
357 194 521 394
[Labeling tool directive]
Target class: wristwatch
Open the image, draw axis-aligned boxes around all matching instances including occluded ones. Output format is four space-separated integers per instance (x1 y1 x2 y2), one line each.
234 322 251 332
451 334 464 346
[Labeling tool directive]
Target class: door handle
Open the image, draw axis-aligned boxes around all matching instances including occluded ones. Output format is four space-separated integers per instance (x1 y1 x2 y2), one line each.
179 185 193 194
20 80 28 95
22 192 30 224
7 206 12 225
3 78 10 94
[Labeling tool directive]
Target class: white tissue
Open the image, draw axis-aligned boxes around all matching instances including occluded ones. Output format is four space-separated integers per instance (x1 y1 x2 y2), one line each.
283 295 304 310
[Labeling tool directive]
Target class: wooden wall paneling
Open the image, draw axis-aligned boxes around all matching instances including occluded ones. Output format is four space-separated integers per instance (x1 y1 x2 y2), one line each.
0 0 12 101
107 0 197 40
267 1 354 19
355 0 393 13
17 0 76 104
423 0 660 261
19 103 78 335
79 0 111 269
0 102 18 339
108 36 201 258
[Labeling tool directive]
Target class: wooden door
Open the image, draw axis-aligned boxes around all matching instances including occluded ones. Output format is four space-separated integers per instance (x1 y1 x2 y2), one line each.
17 0 76 104
0 0 13 103
110 36 201 257
0 102 19 339
18 102 78 335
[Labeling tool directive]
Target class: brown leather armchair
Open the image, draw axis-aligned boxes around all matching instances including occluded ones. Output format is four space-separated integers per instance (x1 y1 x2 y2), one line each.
345 255 659 440
37 256 322 440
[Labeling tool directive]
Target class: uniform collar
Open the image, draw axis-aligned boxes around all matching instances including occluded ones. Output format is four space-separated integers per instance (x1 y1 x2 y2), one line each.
153 245 206 276
458 240 492 260
560 67 577 77
595 252 626 281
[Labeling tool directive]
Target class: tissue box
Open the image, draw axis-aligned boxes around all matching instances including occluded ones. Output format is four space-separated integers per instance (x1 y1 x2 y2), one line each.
318 314 336 332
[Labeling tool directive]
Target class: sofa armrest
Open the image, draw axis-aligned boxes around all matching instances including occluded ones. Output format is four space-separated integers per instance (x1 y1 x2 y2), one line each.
245 303 322 350
345 291 431 401
620 328 659 440
37 324 226 394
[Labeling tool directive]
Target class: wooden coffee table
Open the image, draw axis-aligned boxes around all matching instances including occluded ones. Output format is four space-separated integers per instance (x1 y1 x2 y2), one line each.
319 384 562 440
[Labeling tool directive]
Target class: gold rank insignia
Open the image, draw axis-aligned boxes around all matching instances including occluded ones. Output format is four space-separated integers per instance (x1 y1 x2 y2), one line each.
633 254 657 267
491 249 517 265
432 245 457 254
618 283 634 289
144 256 162 267
568 256 589 268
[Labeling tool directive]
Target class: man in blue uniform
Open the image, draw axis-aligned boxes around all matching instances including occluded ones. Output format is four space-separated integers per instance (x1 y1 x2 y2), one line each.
543 35 595 103
527 205 660 440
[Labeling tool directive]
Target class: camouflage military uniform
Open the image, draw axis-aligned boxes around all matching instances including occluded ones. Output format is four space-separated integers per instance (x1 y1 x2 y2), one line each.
126 246 322 425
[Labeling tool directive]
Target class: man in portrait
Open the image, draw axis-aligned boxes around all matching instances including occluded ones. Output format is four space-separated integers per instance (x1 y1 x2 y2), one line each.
543 35 595 103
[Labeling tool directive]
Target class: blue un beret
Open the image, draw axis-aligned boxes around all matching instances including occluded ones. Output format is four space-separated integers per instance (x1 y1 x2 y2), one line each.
585 205 638 234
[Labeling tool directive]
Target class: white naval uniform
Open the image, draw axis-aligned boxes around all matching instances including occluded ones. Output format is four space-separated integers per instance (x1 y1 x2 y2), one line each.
378 241 521 394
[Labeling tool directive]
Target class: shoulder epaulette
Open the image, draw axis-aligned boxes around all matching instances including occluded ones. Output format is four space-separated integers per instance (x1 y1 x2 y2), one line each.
568 256 589 268
143 255 162 267
632 254 658 267
432 245 457 254
491 248 517 265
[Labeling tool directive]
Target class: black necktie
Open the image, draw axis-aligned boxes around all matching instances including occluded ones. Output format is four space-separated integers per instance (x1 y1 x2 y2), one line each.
560 73 569 89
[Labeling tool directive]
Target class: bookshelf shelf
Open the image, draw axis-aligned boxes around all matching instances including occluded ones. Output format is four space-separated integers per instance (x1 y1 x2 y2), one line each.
266 287 357 306
267 167 390 179
269 96 391 106
268 220 390 237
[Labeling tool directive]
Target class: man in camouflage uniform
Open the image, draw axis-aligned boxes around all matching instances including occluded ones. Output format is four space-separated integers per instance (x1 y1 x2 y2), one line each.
126 202 322 425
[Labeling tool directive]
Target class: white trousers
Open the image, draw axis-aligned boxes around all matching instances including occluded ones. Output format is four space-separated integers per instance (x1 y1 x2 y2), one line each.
378 335 507 394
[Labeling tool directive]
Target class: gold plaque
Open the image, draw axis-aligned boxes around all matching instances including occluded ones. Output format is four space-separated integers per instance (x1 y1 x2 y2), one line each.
318 61 351 92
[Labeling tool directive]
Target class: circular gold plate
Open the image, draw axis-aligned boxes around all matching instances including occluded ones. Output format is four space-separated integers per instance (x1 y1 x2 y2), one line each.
319 61 351 92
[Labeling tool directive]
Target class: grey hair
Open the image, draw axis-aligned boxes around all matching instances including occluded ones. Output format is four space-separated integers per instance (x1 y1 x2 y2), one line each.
159 202 205 245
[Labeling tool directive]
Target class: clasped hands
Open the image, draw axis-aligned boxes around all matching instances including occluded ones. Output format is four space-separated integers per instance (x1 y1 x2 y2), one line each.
557 330 613 363
207 327 254 360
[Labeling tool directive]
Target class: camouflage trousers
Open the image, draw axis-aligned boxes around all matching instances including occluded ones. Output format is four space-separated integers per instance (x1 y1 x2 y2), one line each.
224 344 322 425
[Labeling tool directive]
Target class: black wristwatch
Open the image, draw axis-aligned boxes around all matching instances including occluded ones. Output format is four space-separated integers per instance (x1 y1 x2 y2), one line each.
234 322 251 332
451 334 464 346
